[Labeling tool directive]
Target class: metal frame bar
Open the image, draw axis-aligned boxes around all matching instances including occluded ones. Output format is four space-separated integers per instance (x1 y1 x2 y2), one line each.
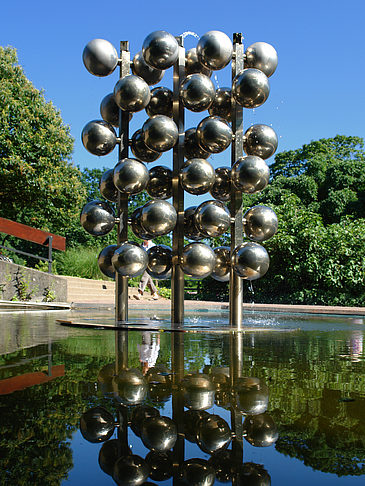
0 234 54 273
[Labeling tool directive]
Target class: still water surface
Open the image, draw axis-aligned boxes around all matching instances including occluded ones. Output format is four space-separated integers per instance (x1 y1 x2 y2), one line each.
0 309 365 485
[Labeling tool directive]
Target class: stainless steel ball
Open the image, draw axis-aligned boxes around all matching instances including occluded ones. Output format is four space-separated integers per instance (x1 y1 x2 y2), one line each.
243 124 278 159
211 246 230 282
82 39 118 77
245 42 278 77
235 377 269 416
184 128 210 160
98 439 120 477
147 244 172 280
130 405 160 438
208 88 232 122
210 166 231 201
196 116 232 153
80 200 115 236
243 206 278 242
146 86 173 117
196 414 232 454
114 74 151 113
180 158 215 195
112 368 148 406
181 243 216 280
81 120 117 156
141 416 177 452
197 30 233 70
179 458 216 486
145 451 174 482
185 48 212 77
208 450 233 483
194 200 231 238
182 373 215 411
131 207 154 240
231 155 270 194
243 413 278 447
98 244 118 278
80 406 115 443
113 454 150 486
183 410 209 443
113 158 149 195
147 165 172 199
238 462 271 486
140 200 177 237
99 168 118 202
179 74 215 112
232 68 270 108
142 115 178 152
132 51 164 85
142 31 179 70
111 242 148 278
184 206 204 241
100 93 119 127
232 242 270 280
131 129 161 163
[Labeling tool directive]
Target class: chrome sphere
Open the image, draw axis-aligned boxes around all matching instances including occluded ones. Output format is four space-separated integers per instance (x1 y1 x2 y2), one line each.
238 463 271 486
147 165 172 199
147 245 172 280
196 116 232 153
232 242 270 280
236 377 269 415
243 413 278 447
114 75 151 113
208 88 232 122
179 458 215 486
131 129 161 163
194 200 231 238
132 51 164 85
184 206 204 241
184 128 210 160
180 158 215 195
99 168 118 202
140 200 177 237
141 415 177 452
112 368 148 406
130 405 160 438
114 158 149 195
131 207 154 240
208 450 234 483
243 206 278 242
100 93 119 127
98 439 120 477
97 363 115 393
182 373 215 411
142 115 178 152
80 407 115 443
231 155 270 194
210 166 231 201
146 86 173 117
146 364 172 386
185 48 212 77
182 243 216 280
80 200 115 236
211 246 230 282
81 120 117 156
112 242 148 278
196 414 232 454
243 124 278 160
113 454 150 486
197 30 233 70
232 68 270 108
142 30 179 70
183 410 209 443
98 244 118 278
82 39 118 77
179 74 215 112
245 42 278 77
146 451 174 481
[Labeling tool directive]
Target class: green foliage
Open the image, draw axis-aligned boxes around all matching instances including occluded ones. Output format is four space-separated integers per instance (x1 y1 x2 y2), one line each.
54 246 109 280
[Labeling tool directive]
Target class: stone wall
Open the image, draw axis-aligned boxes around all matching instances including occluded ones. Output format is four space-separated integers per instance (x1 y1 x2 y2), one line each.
0 261 67 302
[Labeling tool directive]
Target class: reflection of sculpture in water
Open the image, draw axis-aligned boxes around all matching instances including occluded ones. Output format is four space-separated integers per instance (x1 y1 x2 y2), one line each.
138 331 160 375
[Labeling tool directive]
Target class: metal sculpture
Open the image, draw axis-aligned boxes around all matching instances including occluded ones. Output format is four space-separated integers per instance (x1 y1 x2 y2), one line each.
80 31 279 326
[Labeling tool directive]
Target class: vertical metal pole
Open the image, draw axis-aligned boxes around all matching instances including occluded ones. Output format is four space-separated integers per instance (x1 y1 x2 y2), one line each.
171 332 185 482
230 332 244 480
48 236 53 274
171 37 185 326
116 41 130 323
229 34 244 328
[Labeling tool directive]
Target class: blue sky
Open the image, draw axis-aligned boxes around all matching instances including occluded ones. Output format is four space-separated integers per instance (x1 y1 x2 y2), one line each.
1 0 364 206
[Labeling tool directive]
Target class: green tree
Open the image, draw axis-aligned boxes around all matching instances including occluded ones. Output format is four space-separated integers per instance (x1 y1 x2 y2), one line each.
0 46 86 236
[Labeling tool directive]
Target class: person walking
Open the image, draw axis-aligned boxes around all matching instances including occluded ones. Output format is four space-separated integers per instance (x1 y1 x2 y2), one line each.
134 240 159 300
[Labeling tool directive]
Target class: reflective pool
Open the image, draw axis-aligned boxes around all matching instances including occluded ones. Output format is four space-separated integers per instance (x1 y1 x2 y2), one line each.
0 309 365 485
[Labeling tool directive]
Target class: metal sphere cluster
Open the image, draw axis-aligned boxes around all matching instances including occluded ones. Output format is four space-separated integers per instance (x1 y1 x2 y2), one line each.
184 128 210 160
245 42 278 77
180 158 215 195
147 245 172 280
197 31 233 70
132 51 164 85
113 158 149 194
196 116 232 153
194 200 231 238
112 242 148 278
140 200 177 237
114 74 151 112
81 120 117 156
232 242 270 280
182 243 216 280
147 165 172 199
80 200 115 236
83 39 118 77
179 74 215 112
232 68 270 108
142 115 178 152
185 48 212 77
243 124 278 159
142 30 179 70
146 86 173 117
231 155 270 194
131 129 161 163
208 88 232 121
